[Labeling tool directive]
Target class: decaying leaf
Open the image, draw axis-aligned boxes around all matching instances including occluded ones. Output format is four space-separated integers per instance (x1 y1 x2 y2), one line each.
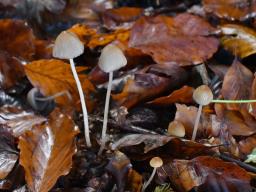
0 51 25 89
18 108 79 192
162 156 251 192
148 86 194 106
203 0 256 21
0 19 35 60
221 59 254 110
0 106 47 137
129 13 219 66
25 59 96 111
221 24 256 58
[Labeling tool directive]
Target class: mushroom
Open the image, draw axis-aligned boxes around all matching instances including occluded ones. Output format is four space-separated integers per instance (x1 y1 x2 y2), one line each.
168 120 185 137
97 44 127 155
192 85 213 141
52 31 92 147
142 157 163 192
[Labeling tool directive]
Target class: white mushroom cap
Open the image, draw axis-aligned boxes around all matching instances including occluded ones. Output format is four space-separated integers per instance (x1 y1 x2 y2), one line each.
150 157 163 168
193 85 213 106
53 31 84 59
168 120 185 137
98 44 127 73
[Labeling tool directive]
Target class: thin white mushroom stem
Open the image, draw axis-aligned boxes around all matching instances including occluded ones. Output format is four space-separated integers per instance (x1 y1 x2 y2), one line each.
142 168 157 192
98 71 113 155
192 104 203 141
69 59 91 147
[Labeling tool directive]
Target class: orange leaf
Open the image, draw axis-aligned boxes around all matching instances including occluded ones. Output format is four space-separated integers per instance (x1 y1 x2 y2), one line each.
18 108 79 192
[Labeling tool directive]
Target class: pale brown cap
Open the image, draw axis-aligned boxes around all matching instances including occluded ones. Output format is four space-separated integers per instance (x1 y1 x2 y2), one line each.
53 31 84 59
150 157 163 168
193 85 213 105
168 120 185 137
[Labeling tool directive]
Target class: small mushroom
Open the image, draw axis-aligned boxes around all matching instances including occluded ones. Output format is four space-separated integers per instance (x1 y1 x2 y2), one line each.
192 85 213 141
142 157 163 192
53 31 92 147
98 44 127 155
168 120 185 137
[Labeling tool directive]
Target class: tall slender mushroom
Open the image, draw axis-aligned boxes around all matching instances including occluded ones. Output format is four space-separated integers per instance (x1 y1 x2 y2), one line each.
142 156 163 192
97 44 127 155
192 85 213 141
52 31 92 147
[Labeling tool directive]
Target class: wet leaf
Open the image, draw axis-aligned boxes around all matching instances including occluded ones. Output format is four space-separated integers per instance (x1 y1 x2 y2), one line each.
203 0 256 21
148 86 194 106
25 59 95 111
0 51 25 89
0 19 35 61
162 156 251 192
18 108 79 192
221 24 256 58
129 13 219 66
221 59 253 110
0 106 47 137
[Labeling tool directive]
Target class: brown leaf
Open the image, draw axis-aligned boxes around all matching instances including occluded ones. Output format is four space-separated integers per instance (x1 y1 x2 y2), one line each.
203 0 256 21
0 51 25 89
148 86 194 106
112 64 187 109
0 19 35 60
127 169 142 192
239 135 256 158
162 156 251 192
221 24 256 58
18 108 79 192
25 59 96 111
0 106 47 137
129 13 219 66
221 59 253 110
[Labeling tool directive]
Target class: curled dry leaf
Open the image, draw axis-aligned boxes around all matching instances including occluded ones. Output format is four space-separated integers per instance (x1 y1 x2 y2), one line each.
0 51 25 89
0 128 18 179
0 106 47 137
221 24 256 58
148 86 194 106
221 59 253 110
112 64 187 109
25 59 96 111
18 108 79 192
0 19 35 61
203 0 256 21
129 13 219 66
162 156 251 192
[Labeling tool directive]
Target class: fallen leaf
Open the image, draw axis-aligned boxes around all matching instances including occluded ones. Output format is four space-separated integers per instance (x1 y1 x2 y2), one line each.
0 19 35 60
221 24 256 58
162 156 251 192
203 0 256 21
18 108 79 192
0 51 25 89
129 13 219 66
25 59 96 111
148 86 194 106
239 135 256 158
126 169 142 192
0 106 47 137
221 59 253 110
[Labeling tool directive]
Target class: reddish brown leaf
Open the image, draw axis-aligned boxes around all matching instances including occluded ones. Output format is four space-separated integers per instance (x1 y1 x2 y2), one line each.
148 86 194 106
239 135 256 158
129 13 219 66
203 0 256 21
221 59 253 110
0 19 35 60
0 51 25 89
18 108 79 192
25 59 96 111
162 156 251 192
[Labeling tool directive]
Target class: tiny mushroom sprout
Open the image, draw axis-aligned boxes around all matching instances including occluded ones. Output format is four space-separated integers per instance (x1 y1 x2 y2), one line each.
52 31 92 147
192 85 213 141
168 120 185 137
142 157 163 192
98 44 127 155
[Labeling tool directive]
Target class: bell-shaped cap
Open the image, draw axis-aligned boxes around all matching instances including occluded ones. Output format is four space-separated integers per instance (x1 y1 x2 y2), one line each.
98 44 127 73
53 31 84 59
193 85 213 106
150 157 163 168
168 120 185 137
